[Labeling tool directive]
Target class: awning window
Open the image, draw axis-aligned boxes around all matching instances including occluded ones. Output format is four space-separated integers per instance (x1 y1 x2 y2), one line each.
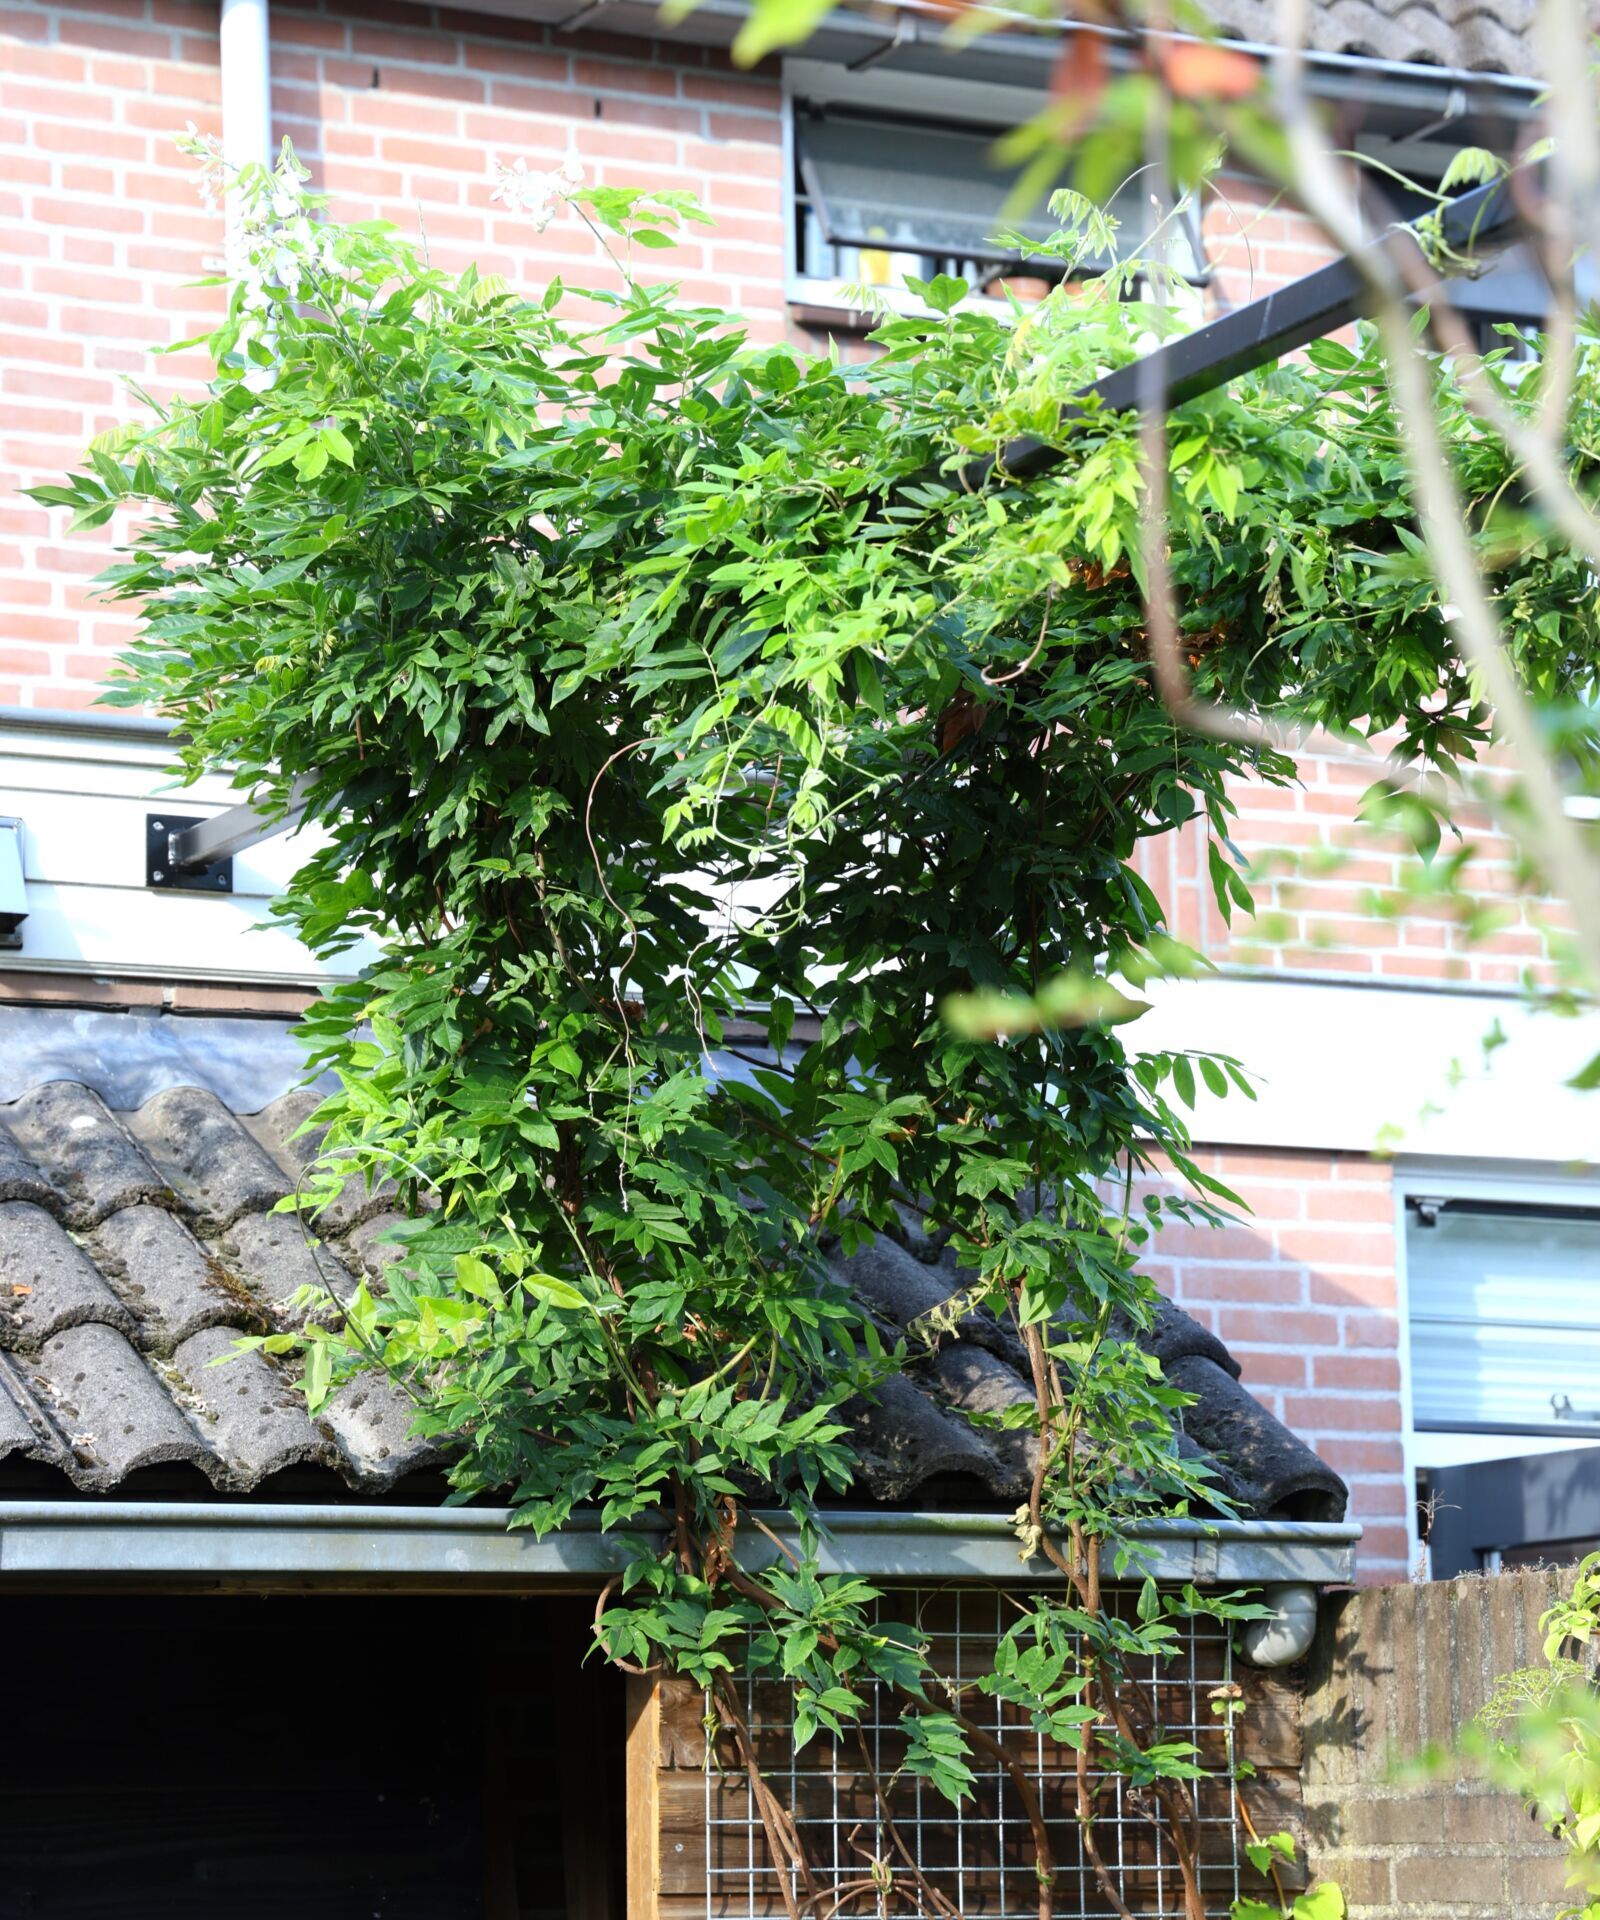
794 109 1202 278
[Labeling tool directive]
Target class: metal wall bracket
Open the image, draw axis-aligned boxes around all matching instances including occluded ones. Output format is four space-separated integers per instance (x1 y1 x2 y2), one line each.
0 816 26 949
146 814 233 894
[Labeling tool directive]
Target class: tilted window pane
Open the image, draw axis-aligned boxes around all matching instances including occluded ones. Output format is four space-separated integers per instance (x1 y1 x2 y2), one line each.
794 111 1201 277
1408 1206 1600 1429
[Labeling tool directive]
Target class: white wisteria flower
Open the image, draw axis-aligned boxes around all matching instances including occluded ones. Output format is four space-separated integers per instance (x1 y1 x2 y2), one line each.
177 120 227 213
489 153 585 233
176 133 333 396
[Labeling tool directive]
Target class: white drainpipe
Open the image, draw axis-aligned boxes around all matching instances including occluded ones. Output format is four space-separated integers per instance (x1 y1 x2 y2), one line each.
1238 1581 1322 1668
219 0 272 267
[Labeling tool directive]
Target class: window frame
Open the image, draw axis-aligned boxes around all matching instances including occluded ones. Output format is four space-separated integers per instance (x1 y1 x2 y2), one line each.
1404 1193 1600 1438
779 59 1207 328
1395 1157 1600 1567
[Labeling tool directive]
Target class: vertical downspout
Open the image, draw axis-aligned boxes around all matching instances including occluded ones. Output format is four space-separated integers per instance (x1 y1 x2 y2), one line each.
219 0 273 268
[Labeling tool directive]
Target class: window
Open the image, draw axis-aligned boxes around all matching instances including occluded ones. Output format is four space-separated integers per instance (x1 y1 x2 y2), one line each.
786 85 1203 316
1407 1197 1600 1446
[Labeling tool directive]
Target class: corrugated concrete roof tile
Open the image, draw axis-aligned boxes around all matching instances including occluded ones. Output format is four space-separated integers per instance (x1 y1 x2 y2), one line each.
23 1322 214 1487
243 1092 400 1236
344 1211 414 1281
4 1082 168 1225
223 1210 357 1314
245 1086 324 1164
0 1201 137 1353
1168 1353 1350 1521
168 1326 330 1487
92 1204 267 1355
833 1234 1023 1372
923 1343 1037 1500
1205 0 1556 73
314 1170 405 1238
0 1119 67 1215
846 1374 1007 1503
126 1086 292 1229
0 1010 1349 1520
0 1357 61 1473
320 1374 436 1488
927 1341 1035 1427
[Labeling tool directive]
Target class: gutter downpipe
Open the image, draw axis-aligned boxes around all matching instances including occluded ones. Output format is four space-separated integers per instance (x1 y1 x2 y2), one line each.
220 0 273 267
1239 1581 1323 1668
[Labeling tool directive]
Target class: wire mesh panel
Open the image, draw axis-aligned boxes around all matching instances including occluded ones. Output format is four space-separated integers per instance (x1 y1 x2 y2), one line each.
703 1587 1243 1918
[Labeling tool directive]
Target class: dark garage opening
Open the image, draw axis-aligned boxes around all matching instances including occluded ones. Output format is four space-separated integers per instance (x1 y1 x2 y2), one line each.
3 1595 626 1920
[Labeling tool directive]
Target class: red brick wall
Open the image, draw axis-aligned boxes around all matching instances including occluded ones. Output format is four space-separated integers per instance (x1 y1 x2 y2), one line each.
270 0 785 315
0 0 788 709
10 5 1551 998
1185 181 1567 989
1 0 225 708
4 4 1366 716
1142 757 1569 991
1138 1147 1411 1584
1201 170 1340 312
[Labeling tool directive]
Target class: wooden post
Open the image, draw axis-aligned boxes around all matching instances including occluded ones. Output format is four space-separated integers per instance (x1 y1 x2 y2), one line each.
625 1676 661 1920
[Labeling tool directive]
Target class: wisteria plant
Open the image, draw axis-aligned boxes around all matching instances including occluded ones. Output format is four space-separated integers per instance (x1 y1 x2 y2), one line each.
37 136 1600 1918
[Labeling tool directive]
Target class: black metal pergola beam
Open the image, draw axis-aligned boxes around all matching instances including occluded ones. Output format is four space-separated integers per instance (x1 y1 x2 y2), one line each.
959 176 1524 489
153 180 1524 884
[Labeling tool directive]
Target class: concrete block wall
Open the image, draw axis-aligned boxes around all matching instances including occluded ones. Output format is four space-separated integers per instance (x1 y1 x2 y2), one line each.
1302 1570 1574 1914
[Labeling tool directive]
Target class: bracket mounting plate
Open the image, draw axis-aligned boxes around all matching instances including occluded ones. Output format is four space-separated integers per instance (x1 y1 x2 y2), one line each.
146 813 234 894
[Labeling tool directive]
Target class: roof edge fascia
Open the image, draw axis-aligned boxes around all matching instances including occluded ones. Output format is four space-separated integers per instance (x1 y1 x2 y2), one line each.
0 1502 1360 1587
454 0 1544 102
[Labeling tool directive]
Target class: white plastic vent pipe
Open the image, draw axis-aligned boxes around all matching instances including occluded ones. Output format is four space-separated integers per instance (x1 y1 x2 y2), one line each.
219 0 272 267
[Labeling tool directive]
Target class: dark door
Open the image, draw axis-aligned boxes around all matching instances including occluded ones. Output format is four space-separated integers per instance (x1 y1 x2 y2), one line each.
2 1595 624 1920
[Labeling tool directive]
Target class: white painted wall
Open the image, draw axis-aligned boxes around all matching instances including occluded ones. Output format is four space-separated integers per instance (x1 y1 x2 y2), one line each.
0 718 382 984
1135 974 1600 1166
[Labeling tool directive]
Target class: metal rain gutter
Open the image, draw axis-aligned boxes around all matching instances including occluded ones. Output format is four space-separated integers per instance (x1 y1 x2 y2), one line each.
0 1503 1360 1588
612 0 1544 106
